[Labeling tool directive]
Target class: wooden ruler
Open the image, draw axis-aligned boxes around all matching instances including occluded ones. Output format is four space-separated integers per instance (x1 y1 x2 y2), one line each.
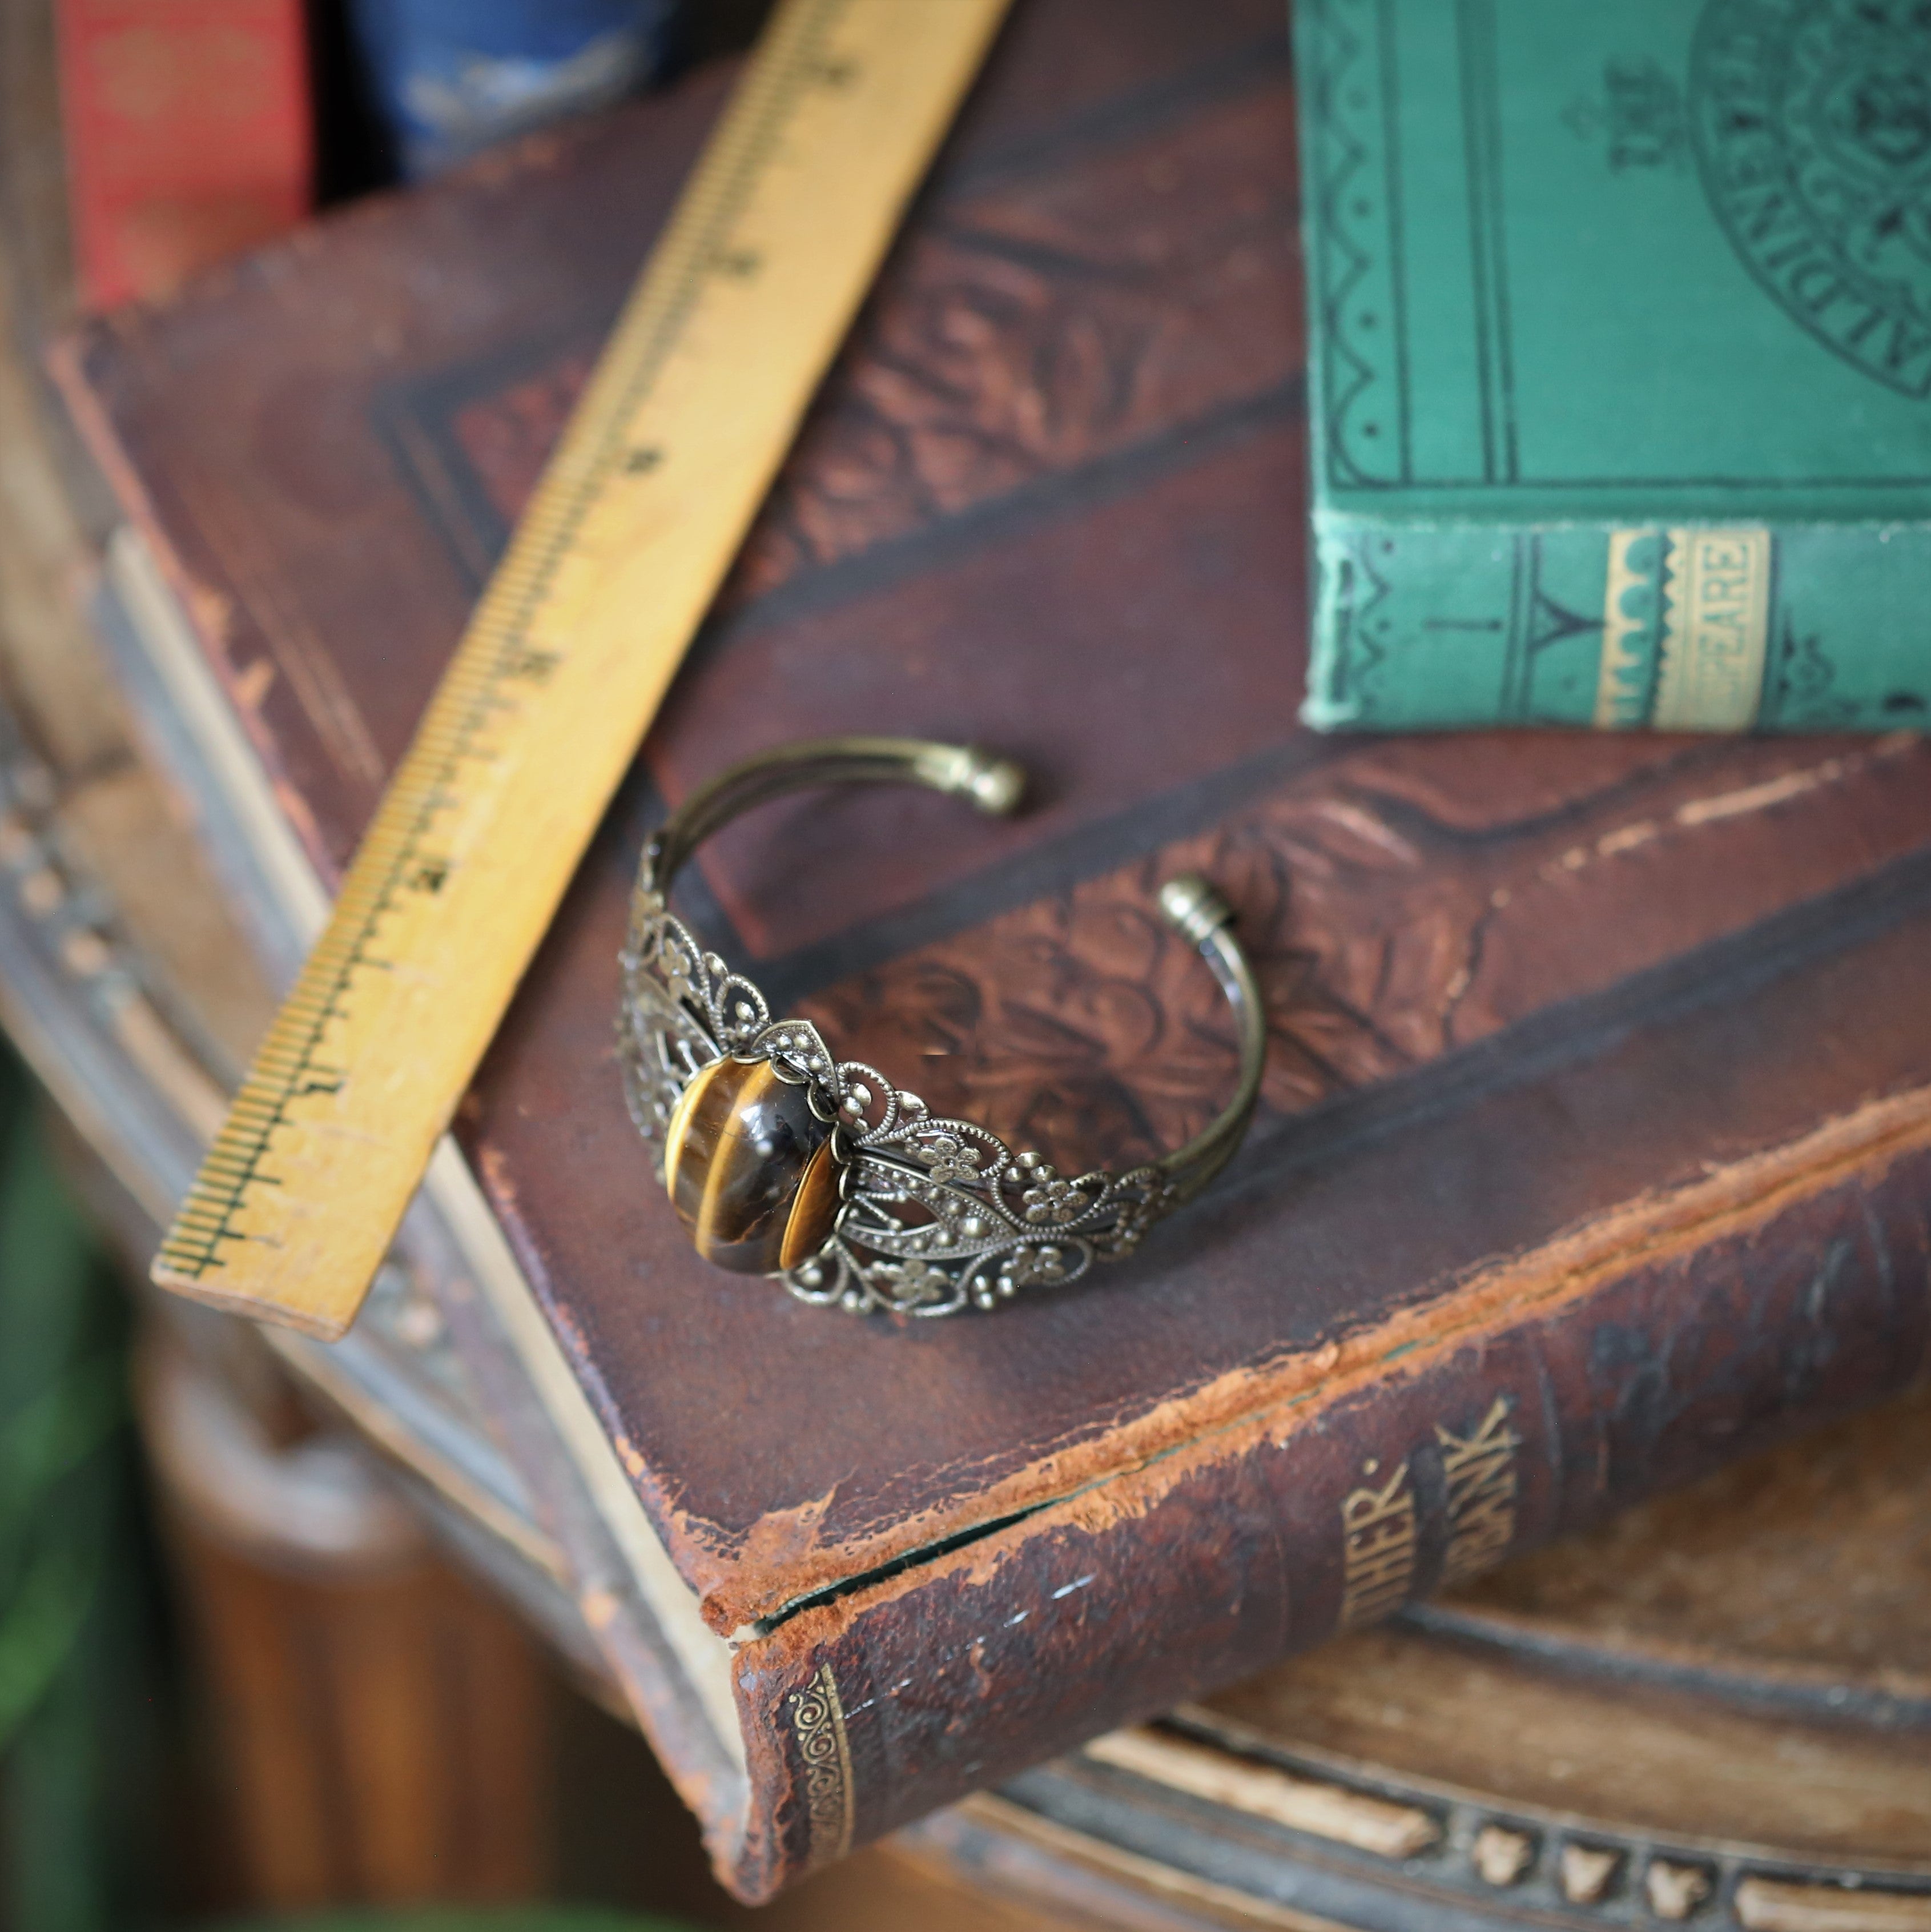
152 0 1012 1338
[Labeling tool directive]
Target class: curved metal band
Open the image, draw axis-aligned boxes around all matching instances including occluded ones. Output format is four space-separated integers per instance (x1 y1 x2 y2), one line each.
623 736 1265 1314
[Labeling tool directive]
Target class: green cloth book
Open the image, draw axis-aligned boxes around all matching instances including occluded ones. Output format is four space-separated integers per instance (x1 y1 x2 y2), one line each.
1296 0 1931 732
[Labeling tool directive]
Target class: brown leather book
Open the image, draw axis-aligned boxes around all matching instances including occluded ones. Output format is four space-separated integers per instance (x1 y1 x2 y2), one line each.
53 0 1931 1901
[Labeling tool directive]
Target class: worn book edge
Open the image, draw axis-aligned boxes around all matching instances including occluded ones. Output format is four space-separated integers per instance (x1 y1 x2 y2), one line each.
745 1077 1931 1646
104 524 748 1770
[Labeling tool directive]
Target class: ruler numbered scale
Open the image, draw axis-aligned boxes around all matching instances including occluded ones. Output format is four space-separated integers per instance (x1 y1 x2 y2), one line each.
154 0 1013 1337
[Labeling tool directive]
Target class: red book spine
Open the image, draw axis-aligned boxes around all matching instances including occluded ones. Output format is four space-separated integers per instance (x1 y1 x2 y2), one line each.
57 0 313 309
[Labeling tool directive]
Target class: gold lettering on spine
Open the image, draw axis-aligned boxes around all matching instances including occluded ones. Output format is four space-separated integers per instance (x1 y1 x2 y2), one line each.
1437 1396 1521 1588
1598 526 1772 730
1338 1461 1417 1629
787 1664 854 1865
1652 527 1772 732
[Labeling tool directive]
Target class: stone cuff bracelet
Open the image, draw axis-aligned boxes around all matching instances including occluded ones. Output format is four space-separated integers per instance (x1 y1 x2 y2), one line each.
618 736 1265 1318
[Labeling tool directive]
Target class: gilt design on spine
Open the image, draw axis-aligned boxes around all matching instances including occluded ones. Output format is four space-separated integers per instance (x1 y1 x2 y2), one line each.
1337 1460 1417 1630
785 1666 854 1867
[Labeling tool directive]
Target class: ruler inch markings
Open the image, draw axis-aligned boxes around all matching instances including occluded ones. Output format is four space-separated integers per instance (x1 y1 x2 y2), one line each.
152 0 1013 1336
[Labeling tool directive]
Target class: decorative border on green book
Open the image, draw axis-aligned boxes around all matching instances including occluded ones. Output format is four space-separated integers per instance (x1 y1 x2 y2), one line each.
1300 0 1528 491
1302 0 1414 490
1300 0 1931 495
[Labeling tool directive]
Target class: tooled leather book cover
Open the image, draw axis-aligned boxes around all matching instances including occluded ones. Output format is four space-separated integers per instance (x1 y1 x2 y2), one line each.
54 0 1931 1899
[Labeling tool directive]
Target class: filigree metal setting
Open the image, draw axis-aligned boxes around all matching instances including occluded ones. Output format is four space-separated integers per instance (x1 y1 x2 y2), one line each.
617 736 1264 1318
619 896 1182 1316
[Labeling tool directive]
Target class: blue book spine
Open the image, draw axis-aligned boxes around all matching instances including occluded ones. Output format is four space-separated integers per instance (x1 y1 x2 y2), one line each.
348 0 679 179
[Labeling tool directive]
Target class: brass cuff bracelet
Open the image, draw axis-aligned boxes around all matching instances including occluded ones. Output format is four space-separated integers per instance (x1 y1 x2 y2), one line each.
618 737 1265 1317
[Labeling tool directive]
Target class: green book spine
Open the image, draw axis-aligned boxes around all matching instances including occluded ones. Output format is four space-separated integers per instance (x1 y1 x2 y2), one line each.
1296 0 1931 734
1307 517 1931 732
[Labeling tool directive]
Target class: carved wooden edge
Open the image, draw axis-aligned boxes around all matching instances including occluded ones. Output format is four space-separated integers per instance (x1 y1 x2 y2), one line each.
1085 1731 1437 1862
1733 1878 1931 1932
0 657 575 1589
1400 1598 1931 1719
1051 1722 1931 1930
926 1790 1358 1932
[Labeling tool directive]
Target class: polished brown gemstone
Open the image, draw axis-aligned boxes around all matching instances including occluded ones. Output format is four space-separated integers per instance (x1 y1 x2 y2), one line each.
663 1057 839 1274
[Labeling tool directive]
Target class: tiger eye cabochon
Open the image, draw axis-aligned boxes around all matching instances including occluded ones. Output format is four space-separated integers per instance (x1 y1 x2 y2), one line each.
661 1057 842 1274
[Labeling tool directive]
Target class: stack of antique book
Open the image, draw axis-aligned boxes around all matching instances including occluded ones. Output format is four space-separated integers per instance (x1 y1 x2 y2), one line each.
2 1 1928 1924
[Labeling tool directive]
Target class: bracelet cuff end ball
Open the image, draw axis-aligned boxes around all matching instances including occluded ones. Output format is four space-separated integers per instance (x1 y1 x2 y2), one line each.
1157 873 1234 948
934 744 1026 817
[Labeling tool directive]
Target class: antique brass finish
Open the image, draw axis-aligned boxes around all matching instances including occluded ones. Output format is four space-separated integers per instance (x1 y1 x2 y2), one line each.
621 736 1266 1316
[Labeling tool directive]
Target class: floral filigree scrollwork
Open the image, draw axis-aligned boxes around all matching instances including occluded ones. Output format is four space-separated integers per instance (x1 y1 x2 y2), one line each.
618 890 1183 1317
